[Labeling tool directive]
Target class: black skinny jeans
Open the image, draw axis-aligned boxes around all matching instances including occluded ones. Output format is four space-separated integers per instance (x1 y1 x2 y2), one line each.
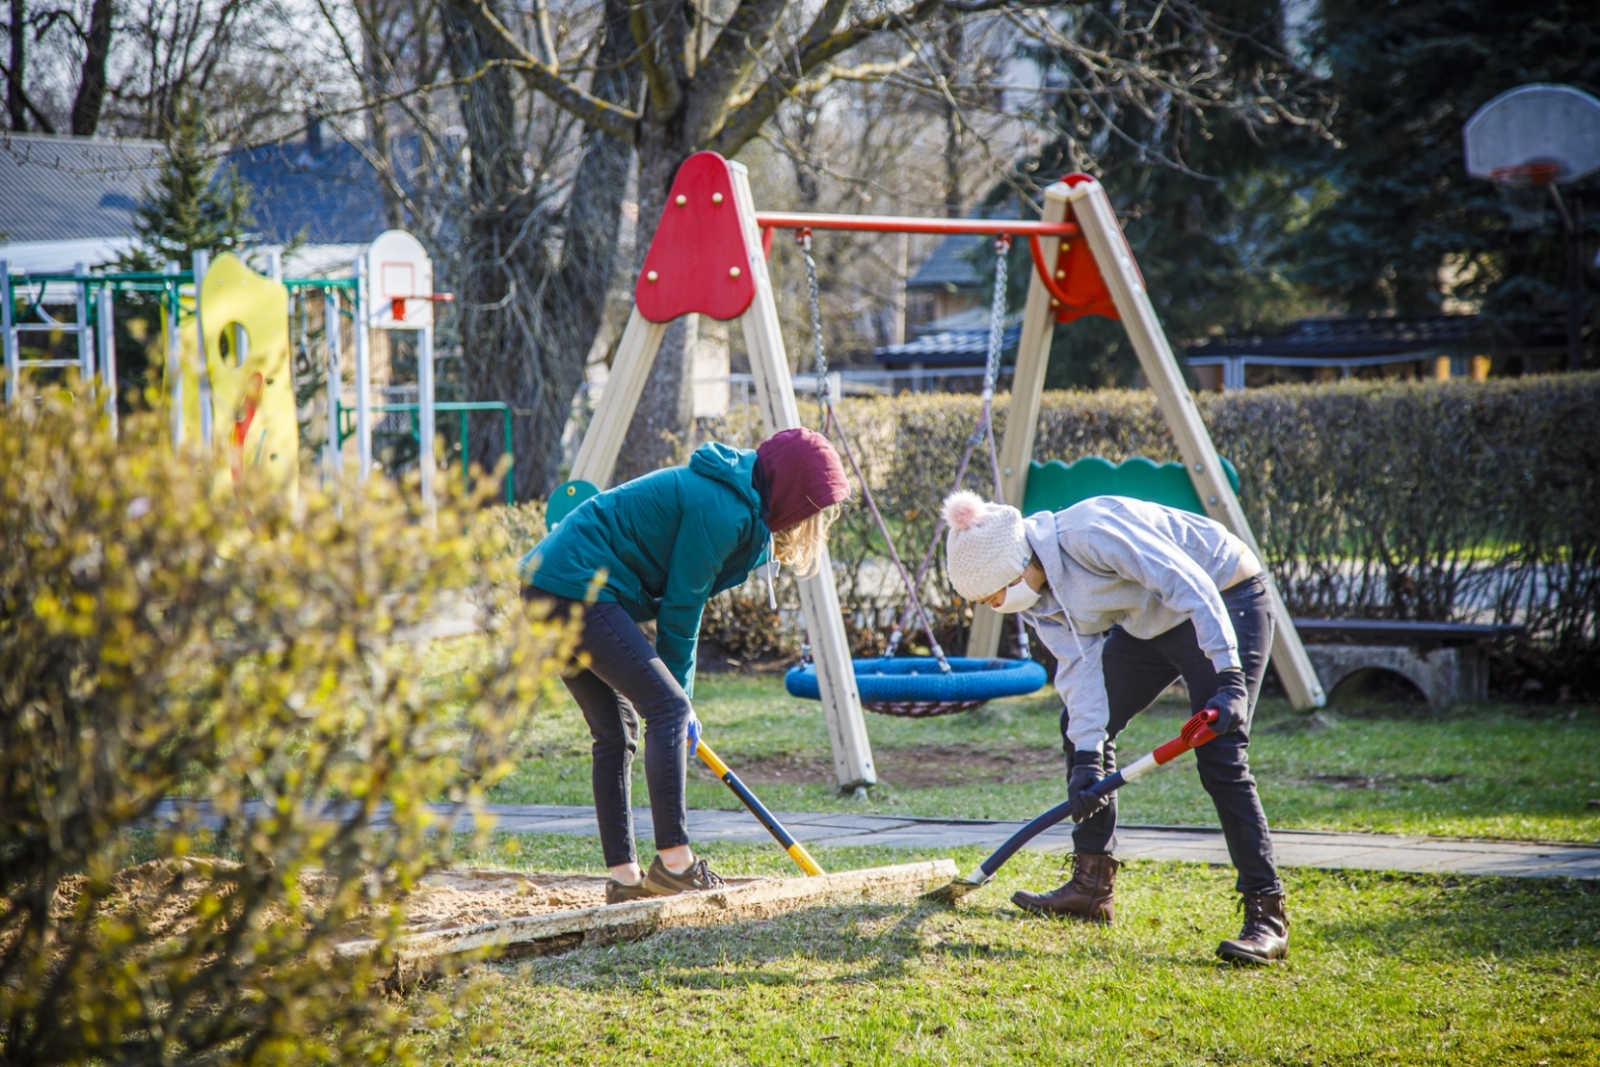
525 588 692 868
1067 574 1282 896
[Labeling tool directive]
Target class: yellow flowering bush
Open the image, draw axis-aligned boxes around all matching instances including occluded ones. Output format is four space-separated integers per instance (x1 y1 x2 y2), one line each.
0 394 575 1065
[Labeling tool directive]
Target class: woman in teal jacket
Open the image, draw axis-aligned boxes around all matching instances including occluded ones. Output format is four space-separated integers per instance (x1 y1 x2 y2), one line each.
521 428 849 902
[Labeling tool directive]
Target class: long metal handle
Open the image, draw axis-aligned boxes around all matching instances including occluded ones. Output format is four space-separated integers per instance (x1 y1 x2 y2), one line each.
974 709 1220 881
694 739 824 877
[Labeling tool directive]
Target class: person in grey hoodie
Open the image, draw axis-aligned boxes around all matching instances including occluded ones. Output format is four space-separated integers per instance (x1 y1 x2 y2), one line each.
940 489 1288 964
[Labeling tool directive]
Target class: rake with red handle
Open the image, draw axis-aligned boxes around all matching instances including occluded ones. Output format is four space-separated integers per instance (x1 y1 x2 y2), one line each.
921 708 1220 904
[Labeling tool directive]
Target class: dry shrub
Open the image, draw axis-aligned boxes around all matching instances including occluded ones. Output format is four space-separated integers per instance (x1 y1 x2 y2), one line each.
0 394 575 1065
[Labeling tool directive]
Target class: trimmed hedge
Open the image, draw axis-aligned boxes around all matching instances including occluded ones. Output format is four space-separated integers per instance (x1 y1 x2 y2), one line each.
695 373 1600 698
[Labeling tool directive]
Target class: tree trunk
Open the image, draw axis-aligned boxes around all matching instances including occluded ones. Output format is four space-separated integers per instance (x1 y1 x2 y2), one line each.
7 0 26 132
940 11 964 218
443 0 641 500
69 0 113 136
612 122 698 484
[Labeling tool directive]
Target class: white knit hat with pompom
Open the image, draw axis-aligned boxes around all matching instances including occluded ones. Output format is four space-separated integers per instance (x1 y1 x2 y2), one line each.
942 490 1032 601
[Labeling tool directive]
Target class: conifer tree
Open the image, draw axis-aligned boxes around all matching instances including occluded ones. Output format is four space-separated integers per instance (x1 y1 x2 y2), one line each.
124 95 255 271
1291 0 1600 364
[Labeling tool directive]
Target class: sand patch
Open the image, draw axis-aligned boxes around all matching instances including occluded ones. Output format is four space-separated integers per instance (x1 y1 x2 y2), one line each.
403 871 610 931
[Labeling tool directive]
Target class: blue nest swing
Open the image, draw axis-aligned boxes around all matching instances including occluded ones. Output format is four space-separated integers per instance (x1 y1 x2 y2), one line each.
786 656 1047 718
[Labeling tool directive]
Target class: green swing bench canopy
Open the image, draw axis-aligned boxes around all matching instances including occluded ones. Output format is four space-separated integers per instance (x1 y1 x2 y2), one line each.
1020 455 1240 518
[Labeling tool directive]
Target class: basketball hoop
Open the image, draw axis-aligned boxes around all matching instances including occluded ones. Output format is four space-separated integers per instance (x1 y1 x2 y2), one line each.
368 230 436 329
1487 160 1563 187
1465 84 1600 187
388 292 455 322
1462 83 1600 372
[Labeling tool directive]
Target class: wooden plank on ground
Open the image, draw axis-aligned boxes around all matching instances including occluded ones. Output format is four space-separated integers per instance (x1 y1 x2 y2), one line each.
337 860 957 963
1067 179 1327 709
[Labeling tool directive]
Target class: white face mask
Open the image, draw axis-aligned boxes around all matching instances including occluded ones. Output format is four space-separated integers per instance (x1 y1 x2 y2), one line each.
993 578 1042 614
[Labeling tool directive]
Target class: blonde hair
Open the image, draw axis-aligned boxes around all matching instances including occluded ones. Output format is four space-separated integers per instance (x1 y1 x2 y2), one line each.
771 502 841 579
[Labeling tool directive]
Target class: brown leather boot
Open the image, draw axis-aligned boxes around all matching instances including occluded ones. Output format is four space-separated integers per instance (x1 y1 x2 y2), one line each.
1010 852 1119 923
1217 892 1289 964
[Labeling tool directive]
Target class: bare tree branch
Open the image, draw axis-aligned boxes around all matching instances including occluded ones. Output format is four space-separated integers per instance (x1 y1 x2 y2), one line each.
709 0 940 154
629 0 684 117
683 0 792 144
444 0 641 143
529 0 557 65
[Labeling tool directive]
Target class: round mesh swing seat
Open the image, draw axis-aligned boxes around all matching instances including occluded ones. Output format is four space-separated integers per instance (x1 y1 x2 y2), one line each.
785 656 1048 718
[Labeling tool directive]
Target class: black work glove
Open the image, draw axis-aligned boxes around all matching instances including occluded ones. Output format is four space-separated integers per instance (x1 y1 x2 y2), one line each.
1067 749 1110 822
1206 669 1250 735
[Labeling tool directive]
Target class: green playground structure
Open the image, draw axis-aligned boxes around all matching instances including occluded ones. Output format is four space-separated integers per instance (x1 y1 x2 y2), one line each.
336 398 515 505
1020 455 1241 517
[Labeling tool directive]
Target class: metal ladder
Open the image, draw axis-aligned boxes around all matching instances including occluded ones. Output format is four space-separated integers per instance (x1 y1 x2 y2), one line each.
2 260 93 396
2 260 122 430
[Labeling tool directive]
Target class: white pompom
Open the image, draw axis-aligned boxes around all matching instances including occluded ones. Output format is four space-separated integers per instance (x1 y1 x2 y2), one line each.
941 490 987 532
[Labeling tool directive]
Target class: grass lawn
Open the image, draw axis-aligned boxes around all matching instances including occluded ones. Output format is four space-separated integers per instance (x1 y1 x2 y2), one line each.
406 641 1600 1064
411 835 1600 1067
440 635 1600 843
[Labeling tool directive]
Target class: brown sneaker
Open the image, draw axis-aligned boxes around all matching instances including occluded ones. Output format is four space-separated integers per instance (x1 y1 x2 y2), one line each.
643 854 726 896
1011 852 1119 923
605 877 654 905
1217 892 1289 964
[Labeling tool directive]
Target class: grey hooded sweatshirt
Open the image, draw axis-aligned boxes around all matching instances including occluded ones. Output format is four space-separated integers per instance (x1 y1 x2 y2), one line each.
1019 495 1250 753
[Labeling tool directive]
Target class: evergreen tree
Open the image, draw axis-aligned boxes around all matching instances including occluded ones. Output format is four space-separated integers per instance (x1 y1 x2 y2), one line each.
1292 0 1600 363
124 96 255 272
988 0 1326 388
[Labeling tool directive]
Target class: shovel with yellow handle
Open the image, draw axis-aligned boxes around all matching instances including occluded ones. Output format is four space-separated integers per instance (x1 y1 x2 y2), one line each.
689 729 824 877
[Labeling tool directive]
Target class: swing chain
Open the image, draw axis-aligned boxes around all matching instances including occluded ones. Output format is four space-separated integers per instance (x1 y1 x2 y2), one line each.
983 236 1031 661
798 229 830 417
982 235 1009 404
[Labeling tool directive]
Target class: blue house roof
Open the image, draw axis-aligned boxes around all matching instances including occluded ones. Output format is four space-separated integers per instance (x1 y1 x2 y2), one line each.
905 203 1021 292
0 133 162 242
227 122 425 244
907 233 985 290
873 308 1022 366
227 127 405 244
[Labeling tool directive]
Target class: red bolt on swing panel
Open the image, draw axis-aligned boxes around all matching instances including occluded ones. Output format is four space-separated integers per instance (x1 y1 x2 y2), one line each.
634 152 758 323
1027 172 1125 324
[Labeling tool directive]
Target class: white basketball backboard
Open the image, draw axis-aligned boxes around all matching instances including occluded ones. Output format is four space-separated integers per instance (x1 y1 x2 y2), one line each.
1464 84 1600 186
368 229 433 329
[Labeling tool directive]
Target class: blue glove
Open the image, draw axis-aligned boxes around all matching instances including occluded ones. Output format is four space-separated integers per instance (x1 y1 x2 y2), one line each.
685 708 702 755
1067 749 1109 821
1206 669 1250 734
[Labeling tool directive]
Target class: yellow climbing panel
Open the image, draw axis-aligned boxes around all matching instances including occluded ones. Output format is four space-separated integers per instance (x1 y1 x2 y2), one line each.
159 254 300 502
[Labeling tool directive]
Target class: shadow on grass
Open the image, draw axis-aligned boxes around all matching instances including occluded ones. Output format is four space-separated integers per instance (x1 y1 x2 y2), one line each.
498 900 1037 992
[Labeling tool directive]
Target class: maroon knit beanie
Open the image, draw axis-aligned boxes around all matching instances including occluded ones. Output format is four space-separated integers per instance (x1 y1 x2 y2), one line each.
756 427 851 532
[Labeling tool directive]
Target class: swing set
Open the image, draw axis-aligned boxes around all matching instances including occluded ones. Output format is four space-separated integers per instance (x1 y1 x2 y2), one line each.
550 151 1326 792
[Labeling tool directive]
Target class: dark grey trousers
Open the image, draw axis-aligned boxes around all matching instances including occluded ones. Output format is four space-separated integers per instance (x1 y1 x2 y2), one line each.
1067 574 1282 896
526 588 691 868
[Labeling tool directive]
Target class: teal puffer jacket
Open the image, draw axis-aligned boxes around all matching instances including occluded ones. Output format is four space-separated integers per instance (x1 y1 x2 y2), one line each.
519 442 770 697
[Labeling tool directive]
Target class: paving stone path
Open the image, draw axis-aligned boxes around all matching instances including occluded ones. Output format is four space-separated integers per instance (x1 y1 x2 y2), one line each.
471 803 1600 880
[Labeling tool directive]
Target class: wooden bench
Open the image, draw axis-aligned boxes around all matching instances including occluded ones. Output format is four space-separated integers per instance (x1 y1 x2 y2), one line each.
1019 457 1520 708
